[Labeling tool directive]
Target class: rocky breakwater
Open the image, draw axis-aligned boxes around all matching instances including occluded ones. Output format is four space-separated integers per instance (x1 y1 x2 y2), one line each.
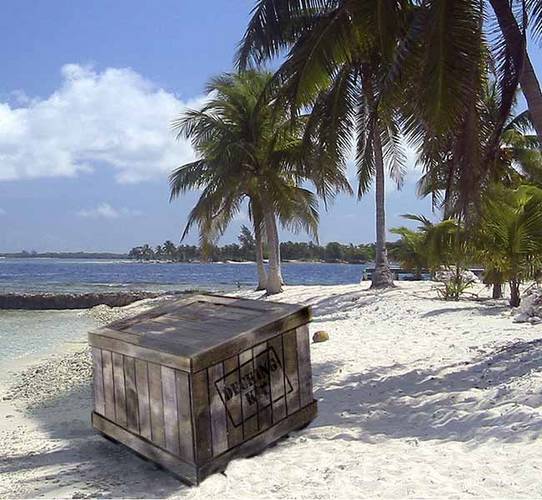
0 291 163 310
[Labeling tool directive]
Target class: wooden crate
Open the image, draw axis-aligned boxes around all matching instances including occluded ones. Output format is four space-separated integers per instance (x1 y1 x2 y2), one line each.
88 294 316 485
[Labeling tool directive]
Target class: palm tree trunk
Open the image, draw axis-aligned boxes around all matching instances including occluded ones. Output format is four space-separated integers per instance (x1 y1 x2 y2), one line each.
254 220 267 291
490 0 542 143
509 278 521 307
370 127 395 289
492 282 503 299
263 209 283 294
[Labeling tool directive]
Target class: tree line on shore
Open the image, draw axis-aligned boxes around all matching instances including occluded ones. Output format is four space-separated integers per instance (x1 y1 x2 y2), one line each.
166 1 542 304
128 226 385 264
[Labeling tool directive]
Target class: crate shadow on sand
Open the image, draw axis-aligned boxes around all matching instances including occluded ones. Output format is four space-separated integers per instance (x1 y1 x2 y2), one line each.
310 337 542 446
1 382 189 498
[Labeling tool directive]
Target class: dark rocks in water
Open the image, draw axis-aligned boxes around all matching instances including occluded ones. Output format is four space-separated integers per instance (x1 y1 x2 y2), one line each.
0 291 163 310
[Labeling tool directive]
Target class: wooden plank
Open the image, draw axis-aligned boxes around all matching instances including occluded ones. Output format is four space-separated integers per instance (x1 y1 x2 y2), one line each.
267 335 287 423
238 348 258 440
175 371 194 462
208 363 228 456
198 401 317 481
92 412 198 486
222 355 243 449
91 347 105 416
282 329 300 415
89 331 191 372
191 369 212 464
253 342 272 432
296 324 313 407
112 353 127 428
147 363 165 447
161 366 180 455
123 357 139 433
90 303 311 374
192 309 310 372
101 350 116 421
135 360 152 440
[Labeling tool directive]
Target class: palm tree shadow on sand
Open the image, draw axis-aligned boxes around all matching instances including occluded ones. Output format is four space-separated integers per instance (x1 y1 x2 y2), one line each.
310 337 542 445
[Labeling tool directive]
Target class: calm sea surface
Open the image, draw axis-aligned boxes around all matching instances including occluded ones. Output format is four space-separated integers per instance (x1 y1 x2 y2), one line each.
0 258 366 294
0 258 367 363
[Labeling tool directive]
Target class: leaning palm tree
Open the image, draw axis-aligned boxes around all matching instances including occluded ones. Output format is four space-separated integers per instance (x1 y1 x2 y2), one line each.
238 1 408 288
417 80 542 218
169 71 350 294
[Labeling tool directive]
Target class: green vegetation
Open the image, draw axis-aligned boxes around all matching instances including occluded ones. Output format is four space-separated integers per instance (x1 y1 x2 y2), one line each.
128 229 380 264
166 1 542 305
169 71 349 294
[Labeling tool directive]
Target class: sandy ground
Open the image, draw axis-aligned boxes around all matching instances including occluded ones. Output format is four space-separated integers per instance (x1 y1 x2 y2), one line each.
1 282 542 498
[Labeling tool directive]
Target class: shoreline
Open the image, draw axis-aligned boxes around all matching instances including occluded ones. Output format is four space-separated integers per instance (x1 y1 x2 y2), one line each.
2 282 542 498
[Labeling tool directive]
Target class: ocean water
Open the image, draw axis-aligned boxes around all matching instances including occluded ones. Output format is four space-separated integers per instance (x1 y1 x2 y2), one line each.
0 309 99 364
0 258 367 363
0 258 367 294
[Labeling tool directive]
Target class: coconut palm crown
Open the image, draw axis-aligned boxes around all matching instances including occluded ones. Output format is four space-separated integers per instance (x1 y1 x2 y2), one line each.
169 70 351 294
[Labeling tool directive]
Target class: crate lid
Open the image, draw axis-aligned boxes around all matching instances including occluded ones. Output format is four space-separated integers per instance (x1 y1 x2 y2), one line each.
88 293 311 372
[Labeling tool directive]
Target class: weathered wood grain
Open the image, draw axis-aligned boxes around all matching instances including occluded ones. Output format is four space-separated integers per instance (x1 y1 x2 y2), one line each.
198 401 317 482
101 350 115 421
89 293 316 485
112 353 127 428
282 329 300 415
253 342 272 432
91 347 105 416
208 363 228 456
92 412 198 486
147 362 165 447
267 335 286 423
296 325 313 407
238 348 258 440
175 370 194 461
134 359 151 440
161 366 180 455
123 356 139 433
192 369 212 463
222 355 243 448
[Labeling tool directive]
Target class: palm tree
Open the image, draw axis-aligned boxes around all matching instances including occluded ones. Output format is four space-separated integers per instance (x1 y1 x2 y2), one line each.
477 184 542 306
488 0 542 142
169 71 350 294
163 240 177 261
417 80 542 218
389 226 428 280
238 1 408 288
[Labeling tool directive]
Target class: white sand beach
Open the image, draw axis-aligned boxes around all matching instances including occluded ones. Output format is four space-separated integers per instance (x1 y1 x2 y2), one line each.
2 282 542 498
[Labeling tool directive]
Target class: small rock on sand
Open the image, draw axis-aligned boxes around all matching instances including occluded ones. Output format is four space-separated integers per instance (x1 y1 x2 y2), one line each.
312 330 330 343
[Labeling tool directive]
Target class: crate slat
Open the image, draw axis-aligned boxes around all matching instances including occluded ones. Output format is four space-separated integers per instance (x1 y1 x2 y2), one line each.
124 356 139 433
222 355 243 448
134 359 151 440
101 350 116 421
282 330 300 415
91 348 105 416
192 369 212 463
208 363 228 456
175 370 194 461
161 366 180 455
296 325 313 407
267 336 286 423
148 363 165 447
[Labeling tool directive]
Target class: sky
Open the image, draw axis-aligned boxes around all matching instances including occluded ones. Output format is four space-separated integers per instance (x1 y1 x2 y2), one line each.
0 1 539 253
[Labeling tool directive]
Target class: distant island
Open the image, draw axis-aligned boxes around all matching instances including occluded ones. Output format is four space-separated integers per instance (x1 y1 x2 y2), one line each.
1 226 404 264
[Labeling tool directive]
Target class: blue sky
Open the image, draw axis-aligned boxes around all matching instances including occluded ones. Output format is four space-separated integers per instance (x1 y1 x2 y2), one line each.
0 1 537 252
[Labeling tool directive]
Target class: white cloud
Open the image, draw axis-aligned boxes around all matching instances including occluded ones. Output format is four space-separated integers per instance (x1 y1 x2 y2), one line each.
0 208 5 215
77 203 141 219
0 64 204 183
